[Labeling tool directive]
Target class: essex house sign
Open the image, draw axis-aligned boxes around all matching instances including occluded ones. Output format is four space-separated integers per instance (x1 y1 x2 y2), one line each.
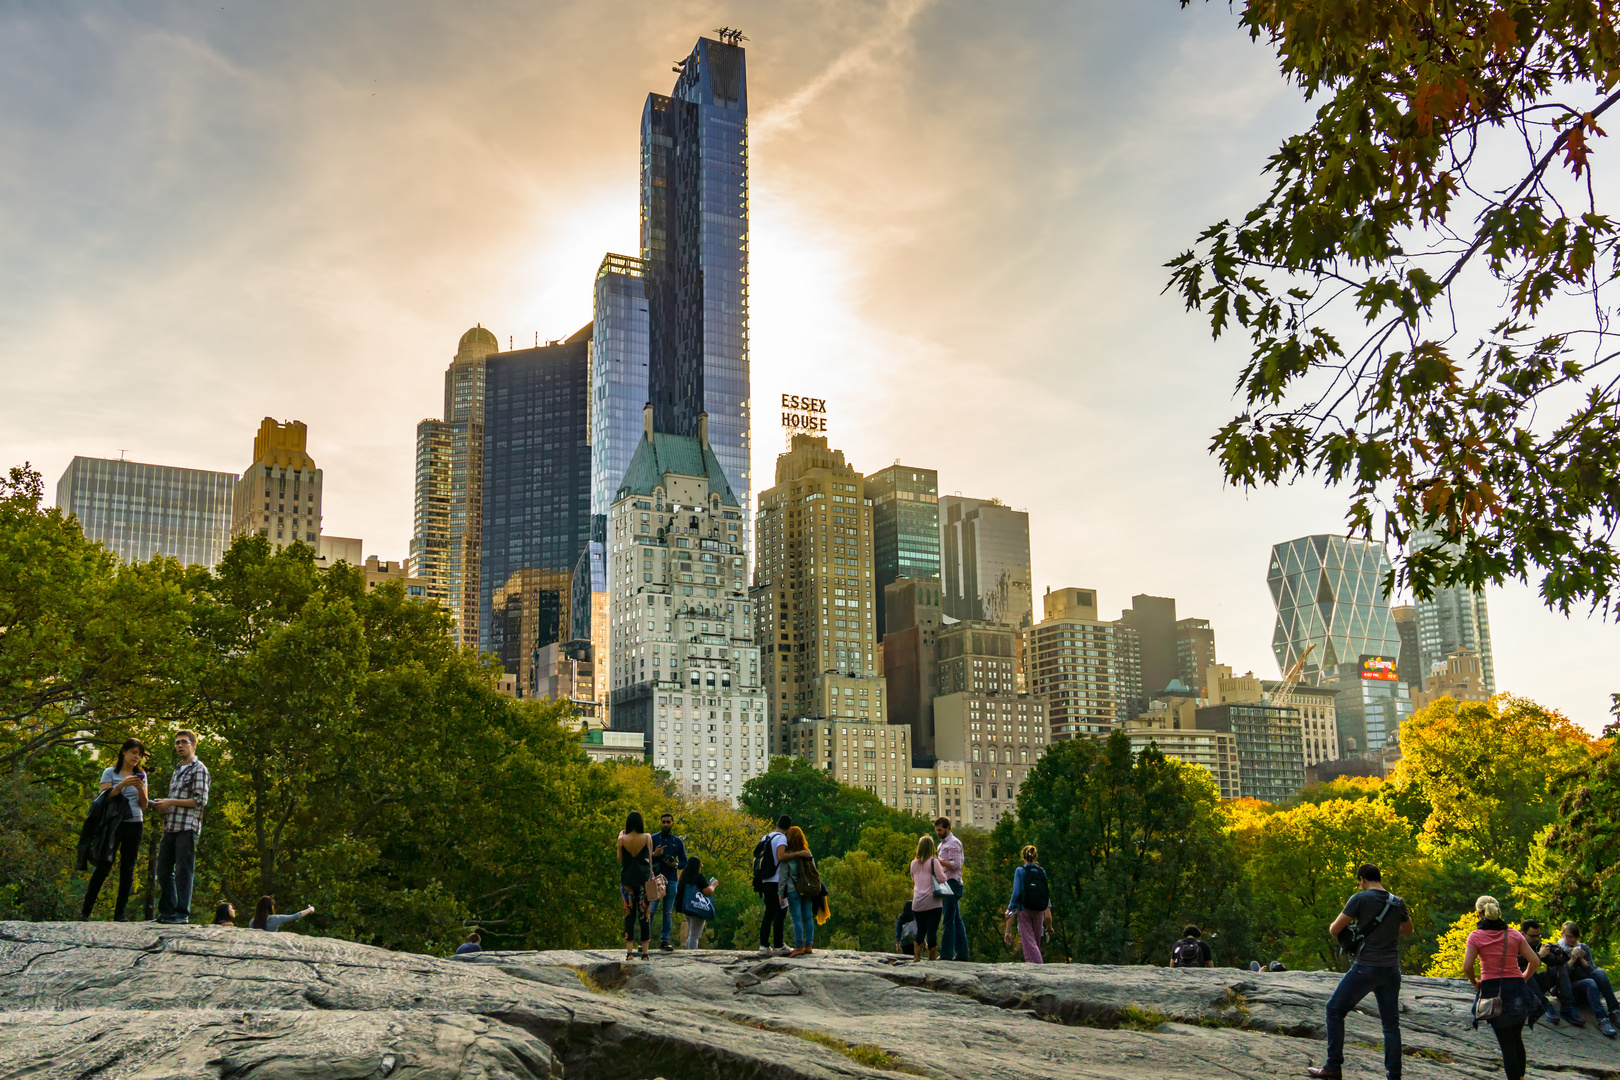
780 393 829 442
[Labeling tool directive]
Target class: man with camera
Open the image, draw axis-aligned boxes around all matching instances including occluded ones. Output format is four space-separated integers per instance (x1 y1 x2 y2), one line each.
1308 864 1414 1080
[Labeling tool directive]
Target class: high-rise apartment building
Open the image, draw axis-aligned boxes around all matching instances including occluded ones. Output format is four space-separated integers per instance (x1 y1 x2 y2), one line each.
1412 647 1491 709
1269 535 1403 684
1410 529 1496 695
1117 594 1178 699
1175 618 1217 697
880 577 943 760
1026 587 1124 739
56 457 236 569
1122 691 1240 800
752 433 878 751
939 496 1033 633
478 330 593 670
1112 620 1144 720
1208 663 1340 770
1327 657 1412 755
1195 702 1307 802
590 253 650 536
936 622 1019 696
788 716 905 805
642 35 752 537
410 326 499 649
571 540 609 719
934 693 1048 826
230 419 324 551
606 408 764 802
865 464 940 639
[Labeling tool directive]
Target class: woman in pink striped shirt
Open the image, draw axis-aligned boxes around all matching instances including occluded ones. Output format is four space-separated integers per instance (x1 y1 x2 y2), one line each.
1463 895 1542 1080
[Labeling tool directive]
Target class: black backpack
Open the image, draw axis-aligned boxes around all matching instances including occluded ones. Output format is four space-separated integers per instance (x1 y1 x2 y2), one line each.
1020 865 1049 912
751 832 780 894
1172 937 1204 968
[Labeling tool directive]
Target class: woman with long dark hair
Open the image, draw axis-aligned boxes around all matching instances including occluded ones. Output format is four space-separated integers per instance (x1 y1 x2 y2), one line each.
676 855 718 949
618 811 653 960
249 895 315 931
1464 895 1543 1080
82 739 148 921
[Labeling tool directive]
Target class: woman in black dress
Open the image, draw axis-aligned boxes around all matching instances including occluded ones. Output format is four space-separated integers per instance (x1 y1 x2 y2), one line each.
618 811 653 960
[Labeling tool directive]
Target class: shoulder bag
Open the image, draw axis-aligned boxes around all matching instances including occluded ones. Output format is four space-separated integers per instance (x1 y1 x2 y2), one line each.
1474 931 1511 1023
645 870 667 901
930 857 953 899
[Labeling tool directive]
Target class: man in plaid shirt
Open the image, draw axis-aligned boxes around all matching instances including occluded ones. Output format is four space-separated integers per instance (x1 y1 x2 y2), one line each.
149 730 210 924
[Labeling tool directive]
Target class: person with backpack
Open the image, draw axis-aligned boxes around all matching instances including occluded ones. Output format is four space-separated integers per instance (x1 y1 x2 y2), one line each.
1004 844 1051 964
676 856 718 949
752 814 797 957
1308 863 1414 1080
907 834 949 961
1171 925 1214 968
779 826 823 957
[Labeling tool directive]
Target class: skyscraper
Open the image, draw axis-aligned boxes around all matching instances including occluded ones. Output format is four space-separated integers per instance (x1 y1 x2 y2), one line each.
605 408 765 803
642 35 752 536
880 577 943 760
751 433 879 751
1026 587 1127 739
1268 535 1403 684
478 329 593 666
1175 617 1217 697
410 325 499 649
56 456 235 568
590 253 650 536
1410 529 1496 695
230 419 324 551
865 464 940 639
939 496 1032 685
1117 594 1178 698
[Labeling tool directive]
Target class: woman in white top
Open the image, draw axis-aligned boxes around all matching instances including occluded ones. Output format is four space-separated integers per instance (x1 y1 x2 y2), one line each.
907 835 948 961
82 739 148 921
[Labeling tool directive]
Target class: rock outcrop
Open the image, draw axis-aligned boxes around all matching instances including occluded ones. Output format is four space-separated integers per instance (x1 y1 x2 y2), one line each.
4 921 1619 1079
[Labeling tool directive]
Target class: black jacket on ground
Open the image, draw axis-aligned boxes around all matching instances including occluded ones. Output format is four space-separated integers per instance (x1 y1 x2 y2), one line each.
75 789 135 871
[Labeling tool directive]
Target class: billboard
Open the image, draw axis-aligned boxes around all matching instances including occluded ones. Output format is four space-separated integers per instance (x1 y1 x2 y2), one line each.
1359 654 1399 682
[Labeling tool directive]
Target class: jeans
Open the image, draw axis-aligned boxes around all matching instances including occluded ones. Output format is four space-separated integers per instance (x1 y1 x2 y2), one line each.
155 829 196 923
1571 976 1609 1018
1324 963 1402 1079
759 893 787 948
683 917 706 949
1582 967 1620 1014
83 820 143 920
786 891 816 948
939 879 969 961
651 878 677 943
1538 964 1585 1017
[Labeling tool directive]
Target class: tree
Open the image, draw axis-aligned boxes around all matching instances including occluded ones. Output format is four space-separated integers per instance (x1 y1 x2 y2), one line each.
1386 694 1597 866
1010 731 1245 964
819 850 913 952
739 756 930 859
1547 711 1620 944
1171 0 1620 614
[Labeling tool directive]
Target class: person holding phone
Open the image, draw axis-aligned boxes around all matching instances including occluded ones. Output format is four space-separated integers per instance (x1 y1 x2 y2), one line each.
82 739 148 921
676 856 718 949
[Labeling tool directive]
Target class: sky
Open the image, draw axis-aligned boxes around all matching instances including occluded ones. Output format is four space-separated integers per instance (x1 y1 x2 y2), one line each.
2 0 1615 732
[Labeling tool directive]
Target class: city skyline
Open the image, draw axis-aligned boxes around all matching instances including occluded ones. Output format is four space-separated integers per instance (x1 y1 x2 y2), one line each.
3 3 1616 731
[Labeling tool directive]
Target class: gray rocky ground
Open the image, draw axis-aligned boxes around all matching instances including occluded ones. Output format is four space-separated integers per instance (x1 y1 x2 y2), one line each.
3 921 1619 1079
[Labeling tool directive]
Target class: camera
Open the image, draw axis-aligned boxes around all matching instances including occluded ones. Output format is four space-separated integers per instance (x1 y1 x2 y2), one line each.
1543 942 1572 968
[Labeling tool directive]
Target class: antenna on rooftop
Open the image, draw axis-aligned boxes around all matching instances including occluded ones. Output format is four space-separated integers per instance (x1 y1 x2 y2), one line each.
714 27 748 45
117 449 127 461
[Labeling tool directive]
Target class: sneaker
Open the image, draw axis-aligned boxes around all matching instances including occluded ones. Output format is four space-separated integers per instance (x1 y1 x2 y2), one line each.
1598 1017 1618 1038
773 946 793 957
659 941 674 952
1545 1006 1562 1025
1565 1012 1587 1027
756 946 772 958
1250 961 1262 972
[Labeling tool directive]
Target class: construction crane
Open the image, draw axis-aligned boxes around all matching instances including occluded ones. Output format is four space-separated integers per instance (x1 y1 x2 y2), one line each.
1266 643 1315 706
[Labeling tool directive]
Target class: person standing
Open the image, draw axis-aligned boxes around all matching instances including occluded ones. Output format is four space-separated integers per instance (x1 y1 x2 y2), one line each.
754 815 793 957
618 811 653 961
1464 896 1542 1080
148 730 210 925
1308 863 1414 1080
908 835 948 961
779 826 820 957
82 739 148 921
676 857 718 949
934 817 969 962
249 895 315 931
650 813 688 952
1004 845 1052 964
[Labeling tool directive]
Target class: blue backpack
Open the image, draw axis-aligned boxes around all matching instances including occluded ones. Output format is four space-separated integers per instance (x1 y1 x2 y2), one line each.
681 884 715 920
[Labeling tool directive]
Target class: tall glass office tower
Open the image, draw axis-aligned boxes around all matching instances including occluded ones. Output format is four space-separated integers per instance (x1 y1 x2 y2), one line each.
1410 528 1496 693
1268 535 1403 683
865 464 940 640
56 456 236 568
590 253 650 537
641 35 751 534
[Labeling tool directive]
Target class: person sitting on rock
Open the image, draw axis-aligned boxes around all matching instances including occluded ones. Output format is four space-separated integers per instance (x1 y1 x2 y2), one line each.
454 932 482 956
895 901 919 955
249 895 314 932
1308 863 1413 1080
1559 921 1620 1037
1170 925 1213 968
212 902 236 926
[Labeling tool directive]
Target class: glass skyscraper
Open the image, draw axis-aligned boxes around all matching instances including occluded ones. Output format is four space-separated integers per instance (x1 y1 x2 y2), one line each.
478 329 593 662
1410 528 1496 693
641 35 751 534
865 464 940 640
56 456 235 568
939 496 1033 632
1268 535 1403 683
590 253 650 536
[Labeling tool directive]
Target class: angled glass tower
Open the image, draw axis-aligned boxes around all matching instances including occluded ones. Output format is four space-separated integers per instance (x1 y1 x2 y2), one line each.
1268 535 1403 684
641 35 751 535
590 253 650 537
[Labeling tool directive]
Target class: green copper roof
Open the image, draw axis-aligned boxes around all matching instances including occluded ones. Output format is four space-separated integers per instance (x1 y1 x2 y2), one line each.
615 431 739 507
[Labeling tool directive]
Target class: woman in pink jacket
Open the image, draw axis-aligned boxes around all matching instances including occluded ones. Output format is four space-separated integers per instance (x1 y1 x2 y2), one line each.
907 835 949 961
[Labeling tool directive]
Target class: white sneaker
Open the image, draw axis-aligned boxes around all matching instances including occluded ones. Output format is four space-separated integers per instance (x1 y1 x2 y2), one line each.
774 946 793 957
756 946 772 957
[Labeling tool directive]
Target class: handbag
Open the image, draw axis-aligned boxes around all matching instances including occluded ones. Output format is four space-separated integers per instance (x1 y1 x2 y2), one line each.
1474 930 1512 1023
645 872 667 902
682 884 715 920
930 857 953 899
797 856 824 899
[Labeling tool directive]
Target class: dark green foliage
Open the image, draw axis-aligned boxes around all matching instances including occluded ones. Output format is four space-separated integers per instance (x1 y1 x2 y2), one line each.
739 757 932 859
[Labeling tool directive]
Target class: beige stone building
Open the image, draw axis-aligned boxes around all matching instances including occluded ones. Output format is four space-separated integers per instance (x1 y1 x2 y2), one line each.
1122 694 1241 800
934 692 1048 826
1208 663 1339 769
1025 587 1128 739
362 555 429 600
787 716 908 806
752 433 880 752
231 418 324 551
1413 647 1491 710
